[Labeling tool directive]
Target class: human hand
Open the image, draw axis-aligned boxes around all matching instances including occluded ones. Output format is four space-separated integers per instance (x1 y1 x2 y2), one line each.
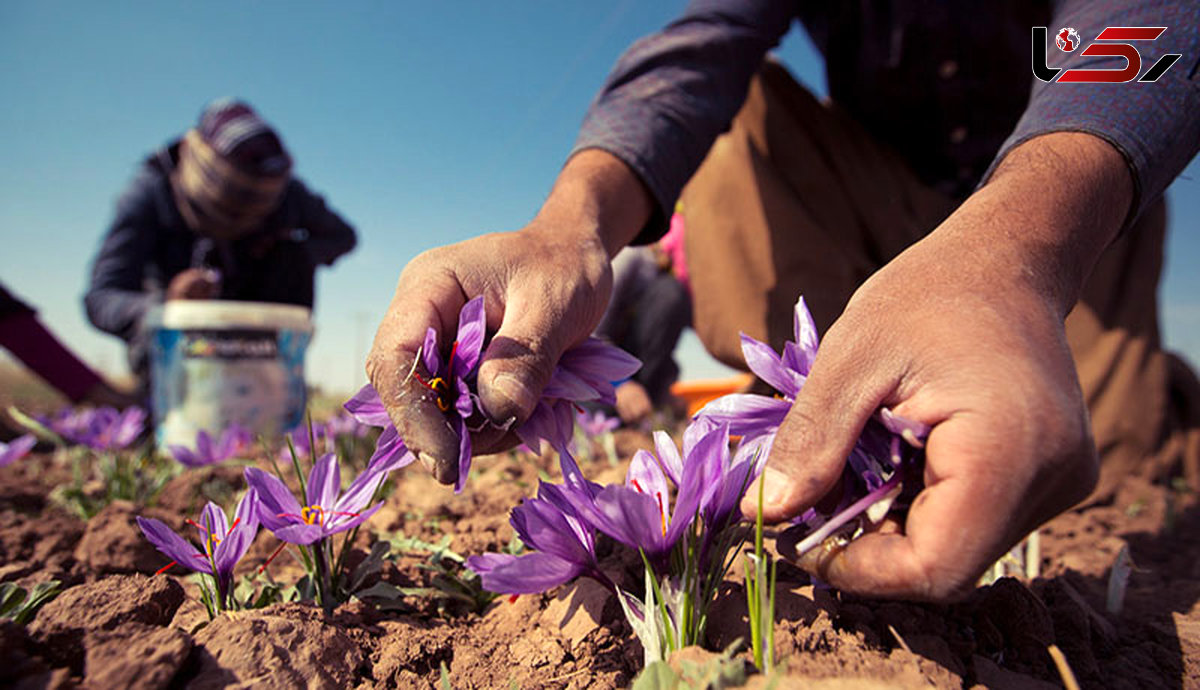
745 132 1132 601
615 381 653 425
366 151 653 484
165 268 220 301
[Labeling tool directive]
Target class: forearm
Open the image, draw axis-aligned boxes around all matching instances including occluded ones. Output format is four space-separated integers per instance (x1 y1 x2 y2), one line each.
528 149 654 260
938 131 1132 317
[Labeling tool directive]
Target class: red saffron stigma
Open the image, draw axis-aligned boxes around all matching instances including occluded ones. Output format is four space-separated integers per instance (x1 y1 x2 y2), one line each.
507 594 520 604
155 560 178 576
447 341 459 379
631 479 645 494
259 542 288 574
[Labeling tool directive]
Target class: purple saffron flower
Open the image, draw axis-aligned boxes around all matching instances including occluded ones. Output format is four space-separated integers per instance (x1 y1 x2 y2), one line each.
466 481 611 594
518 338 641 454
169 424 252 468
694 297 818 439
350 295 639 492
577 409 620 438
245 453 385 545
0 434 36 467
136 489 260 596
574 424 726 567
344 384 417 475
44 406 147 450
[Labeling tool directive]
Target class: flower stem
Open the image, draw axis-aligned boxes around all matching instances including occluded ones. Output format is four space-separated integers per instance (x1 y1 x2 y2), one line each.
312 540 335 615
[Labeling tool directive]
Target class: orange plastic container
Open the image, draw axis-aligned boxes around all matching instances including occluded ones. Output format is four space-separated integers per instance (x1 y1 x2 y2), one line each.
670 373 755 417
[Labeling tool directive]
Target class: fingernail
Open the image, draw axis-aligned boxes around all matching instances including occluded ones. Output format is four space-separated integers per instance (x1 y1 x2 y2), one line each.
491 374 537 416
759 467 792 507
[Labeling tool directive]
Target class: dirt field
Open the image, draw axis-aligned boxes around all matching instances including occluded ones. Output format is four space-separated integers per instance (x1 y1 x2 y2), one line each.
2 406 1198 690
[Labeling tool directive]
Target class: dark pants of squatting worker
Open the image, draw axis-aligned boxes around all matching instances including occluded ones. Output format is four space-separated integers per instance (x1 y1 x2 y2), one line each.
682 61 1200 503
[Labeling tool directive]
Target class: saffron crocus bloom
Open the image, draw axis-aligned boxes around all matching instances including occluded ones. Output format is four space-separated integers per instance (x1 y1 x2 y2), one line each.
0 434 36 467
694 297 819 439
466 482 612 594
44 405 147 450
575 425 726 568
518 338 641 454
349 295 639 492
576 409 620 438
245 453 385 545
343 384 416 474
136 489 259 597
169 424 252 468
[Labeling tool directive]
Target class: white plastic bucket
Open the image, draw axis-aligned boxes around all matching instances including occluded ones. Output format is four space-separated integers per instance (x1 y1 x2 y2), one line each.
147 300 313 450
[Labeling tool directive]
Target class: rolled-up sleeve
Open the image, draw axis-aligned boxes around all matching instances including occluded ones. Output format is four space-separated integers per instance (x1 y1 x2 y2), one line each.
986 0 1200 224
571 0 795 242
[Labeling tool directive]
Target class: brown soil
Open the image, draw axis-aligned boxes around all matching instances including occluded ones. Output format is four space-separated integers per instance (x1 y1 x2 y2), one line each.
1 427 1197 689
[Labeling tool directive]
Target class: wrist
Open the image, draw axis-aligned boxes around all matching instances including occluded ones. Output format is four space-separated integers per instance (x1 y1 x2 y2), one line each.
939 132 1133 316
529 149 653 259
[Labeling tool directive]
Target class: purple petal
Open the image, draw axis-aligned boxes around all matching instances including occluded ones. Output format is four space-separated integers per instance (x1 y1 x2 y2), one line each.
422 327 441 376
878 408 931 446
344 384 392 428
652 431 684 485
198 501 230 543
454 378 474 418
792 297 820 363
136 517 210 572
453 415 472 494
667 425 727 545
0 434 36 467
467 551 584 595
694 394 790 438
168 445 203 468
273 522 324 545
626 449 670 524
453 295 486 375
543 366 600 401
244 467 303 531
582 485 666 555
195 430 215 464
366 425 416 474
215 490 260 576
306 453 341 510
740 334 799 398
336 468 386 516
323 500 382 536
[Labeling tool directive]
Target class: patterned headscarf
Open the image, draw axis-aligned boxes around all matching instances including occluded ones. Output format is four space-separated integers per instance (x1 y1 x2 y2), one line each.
171 99 292 238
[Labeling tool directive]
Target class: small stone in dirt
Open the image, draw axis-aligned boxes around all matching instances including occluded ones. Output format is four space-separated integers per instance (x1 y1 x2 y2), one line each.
74 500 177 575
84 622 192 690
186 604 364 690
29 574 185 671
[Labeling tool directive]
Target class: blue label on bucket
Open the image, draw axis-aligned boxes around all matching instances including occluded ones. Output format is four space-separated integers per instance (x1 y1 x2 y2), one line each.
151 326 311 450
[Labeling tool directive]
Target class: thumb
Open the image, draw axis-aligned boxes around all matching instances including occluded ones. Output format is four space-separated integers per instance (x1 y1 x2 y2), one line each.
476 294 573 426
744 336 894 523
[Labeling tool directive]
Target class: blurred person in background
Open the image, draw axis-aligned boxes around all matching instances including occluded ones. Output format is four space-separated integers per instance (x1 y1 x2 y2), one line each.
85 99 357 396
593 206 691 426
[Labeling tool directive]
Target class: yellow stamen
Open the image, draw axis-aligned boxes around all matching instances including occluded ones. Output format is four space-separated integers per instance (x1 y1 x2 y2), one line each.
300 505 326 526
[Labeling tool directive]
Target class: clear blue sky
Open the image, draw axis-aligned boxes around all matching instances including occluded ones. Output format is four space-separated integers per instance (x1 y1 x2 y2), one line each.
2 2 1197 395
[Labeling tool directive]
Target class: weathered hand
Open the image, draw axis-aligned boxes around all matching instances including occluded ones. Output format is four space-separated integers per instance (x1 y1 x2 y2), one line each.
165 268 220 301
615 380 653 425
366 150 652 484
745 132 1133 601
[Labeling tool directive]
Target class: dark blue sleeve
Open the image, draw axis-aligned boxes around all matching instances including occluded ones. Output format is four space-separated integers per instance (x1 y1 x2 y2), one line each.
985 0 1200 223
570 0 796 241
84 169 160 341
293 179 357 266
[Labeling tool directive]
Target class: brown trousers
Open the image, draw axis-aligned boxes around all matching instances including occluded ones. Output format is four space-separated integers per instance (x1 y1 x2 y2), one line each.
681 61 1200 500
